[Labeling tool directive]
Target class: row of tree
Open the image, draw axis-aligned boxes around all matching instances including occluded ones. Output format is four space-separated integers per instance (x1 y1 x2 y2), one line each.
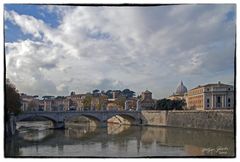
92 88 135 99
155 99 186 110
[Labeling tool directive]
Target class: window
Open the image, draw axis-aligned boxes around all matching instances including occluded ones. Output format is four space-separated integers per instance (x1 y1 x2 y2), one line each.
228 104 231 107
228 98 231 103
207 98 210 103
228 88 231 91
217 96 221 103
207 88 209 91
207 104 209 108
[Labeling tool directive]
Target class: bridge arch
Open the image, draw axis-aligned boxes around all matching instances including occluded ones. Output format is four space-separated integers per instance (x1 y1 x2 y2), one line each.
106 113 139 125
16 113 62 129
17 113 58 123
64 113 102 126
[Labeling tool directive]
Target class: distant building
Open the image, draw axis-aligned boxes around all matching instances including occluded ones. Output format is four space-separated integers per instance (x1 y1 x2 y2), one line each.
20 93 39 111
63 98 70 111
168 81 188 100
52 96 66 111
112 90 121 100
140 90 155 109
126 97 138 110
20 94 32 111
106 101 118 111
107 95 126 111
91 96 100 110
69 93 85 111
38 100 44 110
43 98 53 111
187 81 234 110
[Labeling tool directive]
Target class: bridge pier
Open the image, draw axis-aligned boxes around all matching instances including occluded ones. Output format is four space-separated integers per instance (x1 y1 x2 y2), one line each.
53 121 65 129
99 121 107 128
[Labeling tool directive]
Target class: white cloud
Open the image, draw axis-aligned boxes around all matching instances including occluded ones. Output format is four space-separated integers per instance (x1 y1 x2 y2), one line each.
5 4 235 98
5 10 45 39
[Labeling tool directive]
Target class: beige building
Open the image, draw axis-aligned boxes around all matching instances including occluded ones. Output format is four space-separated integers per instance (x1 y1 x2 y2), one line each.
126 97 138 110
62 92 92 111
107 94 126 111
69 93 85 111
187 81 234 110
52 97 66 111
43 96 70 111
91 96 101 110
20 93 39 111
43 99 53 111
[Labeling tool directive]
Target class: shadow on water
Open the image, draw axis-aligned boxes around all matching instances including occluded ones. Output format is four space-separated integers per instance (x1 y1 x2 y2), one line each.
5 121 235 157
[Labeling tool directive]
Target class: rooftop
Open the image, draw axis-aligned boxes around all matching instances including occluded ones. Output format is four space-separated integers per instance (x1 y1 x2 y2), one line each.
191 81 233 90
144 90 152 94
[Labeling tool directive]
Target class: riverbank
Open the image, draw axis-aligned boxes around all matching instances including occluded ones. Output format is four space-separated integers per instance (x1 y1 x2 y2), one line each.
141 110 234 132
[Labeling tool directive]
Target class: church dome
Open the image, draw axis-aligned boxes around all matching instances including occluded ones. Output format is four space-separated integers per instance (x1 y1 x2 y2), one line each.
176 81 187 95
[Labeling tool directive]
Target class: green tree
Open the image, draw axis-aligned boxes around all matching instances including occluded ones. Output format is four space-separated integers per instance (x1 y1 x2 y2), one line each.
156 98 185 110
96 95 108 110
115 96 126 110
106 90 113 98
82 95 92 110
156 99 171 110
92 89 100 94
122 89 135 99
5 79 22 117
171 99 186 110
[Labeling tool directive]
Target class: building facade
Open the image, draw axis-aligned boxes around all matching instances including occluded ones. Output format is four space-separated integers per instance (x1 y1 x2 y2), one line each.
43 99 53 111
20 93 39 111
140 90 155 109
187 82 234 110
69 93 85 111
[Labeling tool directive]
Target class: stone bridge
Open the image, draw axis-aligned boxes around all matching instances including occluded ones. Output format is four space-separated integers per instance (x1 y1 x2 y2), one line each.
16 110 142 128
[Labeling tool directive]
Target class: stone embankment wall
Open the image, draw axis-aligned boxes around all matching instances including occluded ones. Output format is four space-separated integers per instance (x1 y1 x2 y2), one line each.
166 110 234 131
141 110 167 126
141 110 234 132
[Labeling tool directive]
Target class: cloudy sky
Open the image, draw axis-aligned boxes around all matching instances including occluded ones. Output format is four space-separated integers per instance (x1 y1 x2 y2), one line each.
4 4 235 99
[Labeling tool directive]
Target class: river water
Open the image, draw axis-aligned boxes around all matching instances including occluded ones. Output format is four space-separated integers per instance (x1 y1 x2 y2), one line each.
5 121 235 157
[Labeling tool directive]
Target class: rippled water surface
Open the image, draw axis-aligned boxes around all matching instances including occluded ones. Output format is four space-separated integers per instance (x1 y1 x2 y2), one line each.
5 121 235 157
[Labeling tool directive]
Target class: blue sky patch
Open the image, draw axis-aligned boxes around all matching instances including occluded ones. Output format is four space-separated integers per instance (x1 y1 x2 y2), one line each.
4 4 60 42
225 9 235 22
5 4 60 27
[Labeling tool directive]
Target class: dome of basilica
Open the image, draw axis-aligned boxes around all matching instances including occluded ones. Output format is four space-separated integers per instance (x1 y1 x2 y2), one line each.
176 81 187 95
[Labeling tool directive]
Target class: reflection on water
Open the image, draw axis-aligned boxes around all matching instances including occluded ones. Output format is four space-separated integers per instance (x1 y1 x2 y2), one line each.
65 123 97 139
5 121 235 157
17 121 52 131
107 123 130 135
